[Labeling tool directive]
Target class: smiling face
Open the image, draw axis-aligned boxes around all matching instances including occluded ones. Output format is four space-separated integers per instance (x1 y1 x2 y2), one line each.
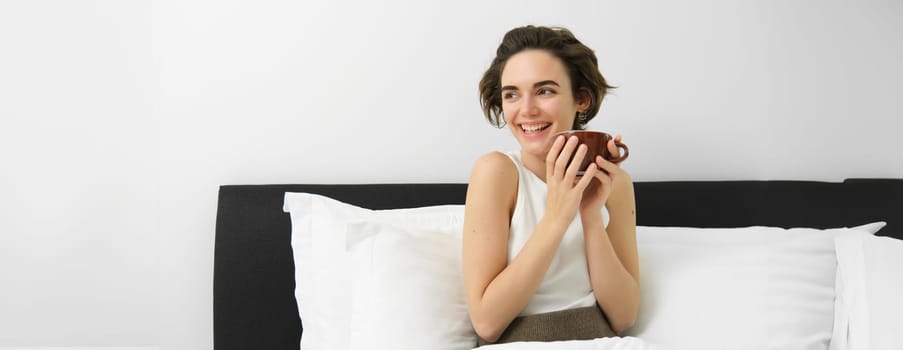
500 49 589 163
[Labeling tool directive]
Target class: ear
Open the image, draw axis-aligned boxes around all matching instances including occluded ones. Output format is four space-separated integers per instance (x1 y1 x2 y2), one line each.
575 87 592 111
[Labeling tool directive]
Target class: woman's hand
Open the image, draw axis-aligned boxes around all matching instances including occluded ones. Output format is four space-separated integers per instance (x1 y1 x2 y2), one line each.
545 135 600 228
580 135 631 217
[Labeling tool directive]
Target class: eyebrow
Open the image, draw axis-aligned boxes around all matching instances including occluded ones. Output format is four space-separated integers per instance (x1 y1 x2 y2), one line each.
500 80 561 91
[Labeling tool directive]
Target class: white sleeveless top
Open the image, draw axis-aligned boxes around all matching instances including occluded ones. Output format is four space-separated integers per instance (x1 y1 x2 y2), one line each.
504 152 610 316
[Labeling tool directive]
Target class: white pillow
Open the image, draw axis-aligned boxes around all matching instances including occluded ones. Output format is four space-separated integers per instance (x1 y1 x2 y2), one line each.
833 230 903 350
283 192 466 350
346 220 476 350
830 231 871 350
624 223 885 350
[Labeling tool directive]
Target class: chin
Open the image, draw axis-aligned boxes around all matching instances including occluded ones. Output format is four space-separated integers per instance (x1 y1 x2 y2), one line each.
523 142 552 160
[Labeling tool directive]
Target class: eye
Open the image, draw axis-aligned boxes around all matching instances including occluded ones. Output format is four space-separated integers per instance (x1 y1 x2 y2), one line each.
537 88 556 95
502 91 518 100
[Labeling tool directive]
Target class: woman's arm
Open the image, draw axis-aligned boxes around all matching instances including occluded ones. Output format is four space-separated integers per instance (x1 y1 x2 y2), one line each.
582 169 640 334
462 152 563 342
462 142 595 342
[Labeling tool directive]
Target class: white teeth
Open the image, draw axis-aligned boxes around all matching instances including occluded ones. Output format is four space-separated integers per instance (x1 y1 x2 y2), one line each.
521 123 550 133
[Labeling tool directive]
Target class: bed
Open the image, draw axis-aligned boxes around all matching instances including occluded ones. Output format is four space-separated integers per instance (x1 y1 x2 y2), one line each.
213 179 903 350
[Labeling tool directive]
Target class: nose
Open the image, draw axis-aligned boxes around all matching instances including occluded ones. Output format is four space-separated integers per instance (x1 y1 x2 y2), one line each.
521 95 539 117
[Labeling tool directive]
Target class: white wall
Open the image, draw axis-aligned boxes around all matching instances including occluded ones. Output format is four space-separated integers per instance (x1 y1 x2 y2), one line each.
0 1 159 349
2 0 901 349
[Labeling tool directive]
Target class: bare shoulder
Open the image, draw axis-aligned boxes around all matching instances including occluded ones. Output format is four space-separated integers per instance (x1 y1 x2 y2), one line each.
471 151 516 178
468 152 518 196
466 151 518 216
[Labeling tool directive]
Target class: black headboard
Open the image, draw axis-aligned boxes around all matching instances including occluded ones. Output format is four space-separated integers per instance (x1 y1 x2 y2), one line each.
213 179 902 350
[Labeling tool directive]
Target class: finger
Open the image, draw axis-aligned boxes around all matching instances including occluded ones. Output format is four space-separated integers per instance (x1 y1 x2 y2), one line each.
589 163 613 192
555 136 580 177
566 144 588 179
546 135 566 176
615 134 622 143
595 155 620 176
606 140 616 158
595 166 613 185
575 163 598 189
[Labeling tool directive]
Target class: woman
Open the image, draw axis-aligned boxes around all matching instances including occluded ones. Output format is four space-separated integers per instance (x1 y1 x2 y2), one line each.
462 25 640 345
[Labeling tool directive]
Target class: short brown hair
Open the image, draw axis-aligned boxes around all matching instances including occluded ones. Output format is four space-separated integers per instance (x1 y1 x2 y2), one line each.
479 25 614 129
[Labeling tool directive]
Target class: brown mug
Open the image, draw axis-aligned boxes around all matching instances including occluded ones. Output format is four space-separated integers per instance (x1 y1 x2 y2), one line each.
550 130 629 175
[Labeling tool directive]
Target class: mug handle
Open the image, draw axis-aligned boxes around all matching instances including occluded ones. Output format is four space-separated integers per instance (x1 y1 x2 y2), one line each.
606 140 629 164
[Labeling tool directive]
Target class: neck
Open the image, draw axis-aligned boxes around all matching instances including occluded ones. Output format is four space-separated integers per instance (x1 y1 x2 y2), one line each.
519 150 548 183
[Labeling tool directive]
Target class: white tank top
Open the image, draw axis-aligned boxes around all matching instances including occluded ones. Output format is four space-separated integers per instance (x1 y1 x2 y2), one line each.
504 152 609 316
